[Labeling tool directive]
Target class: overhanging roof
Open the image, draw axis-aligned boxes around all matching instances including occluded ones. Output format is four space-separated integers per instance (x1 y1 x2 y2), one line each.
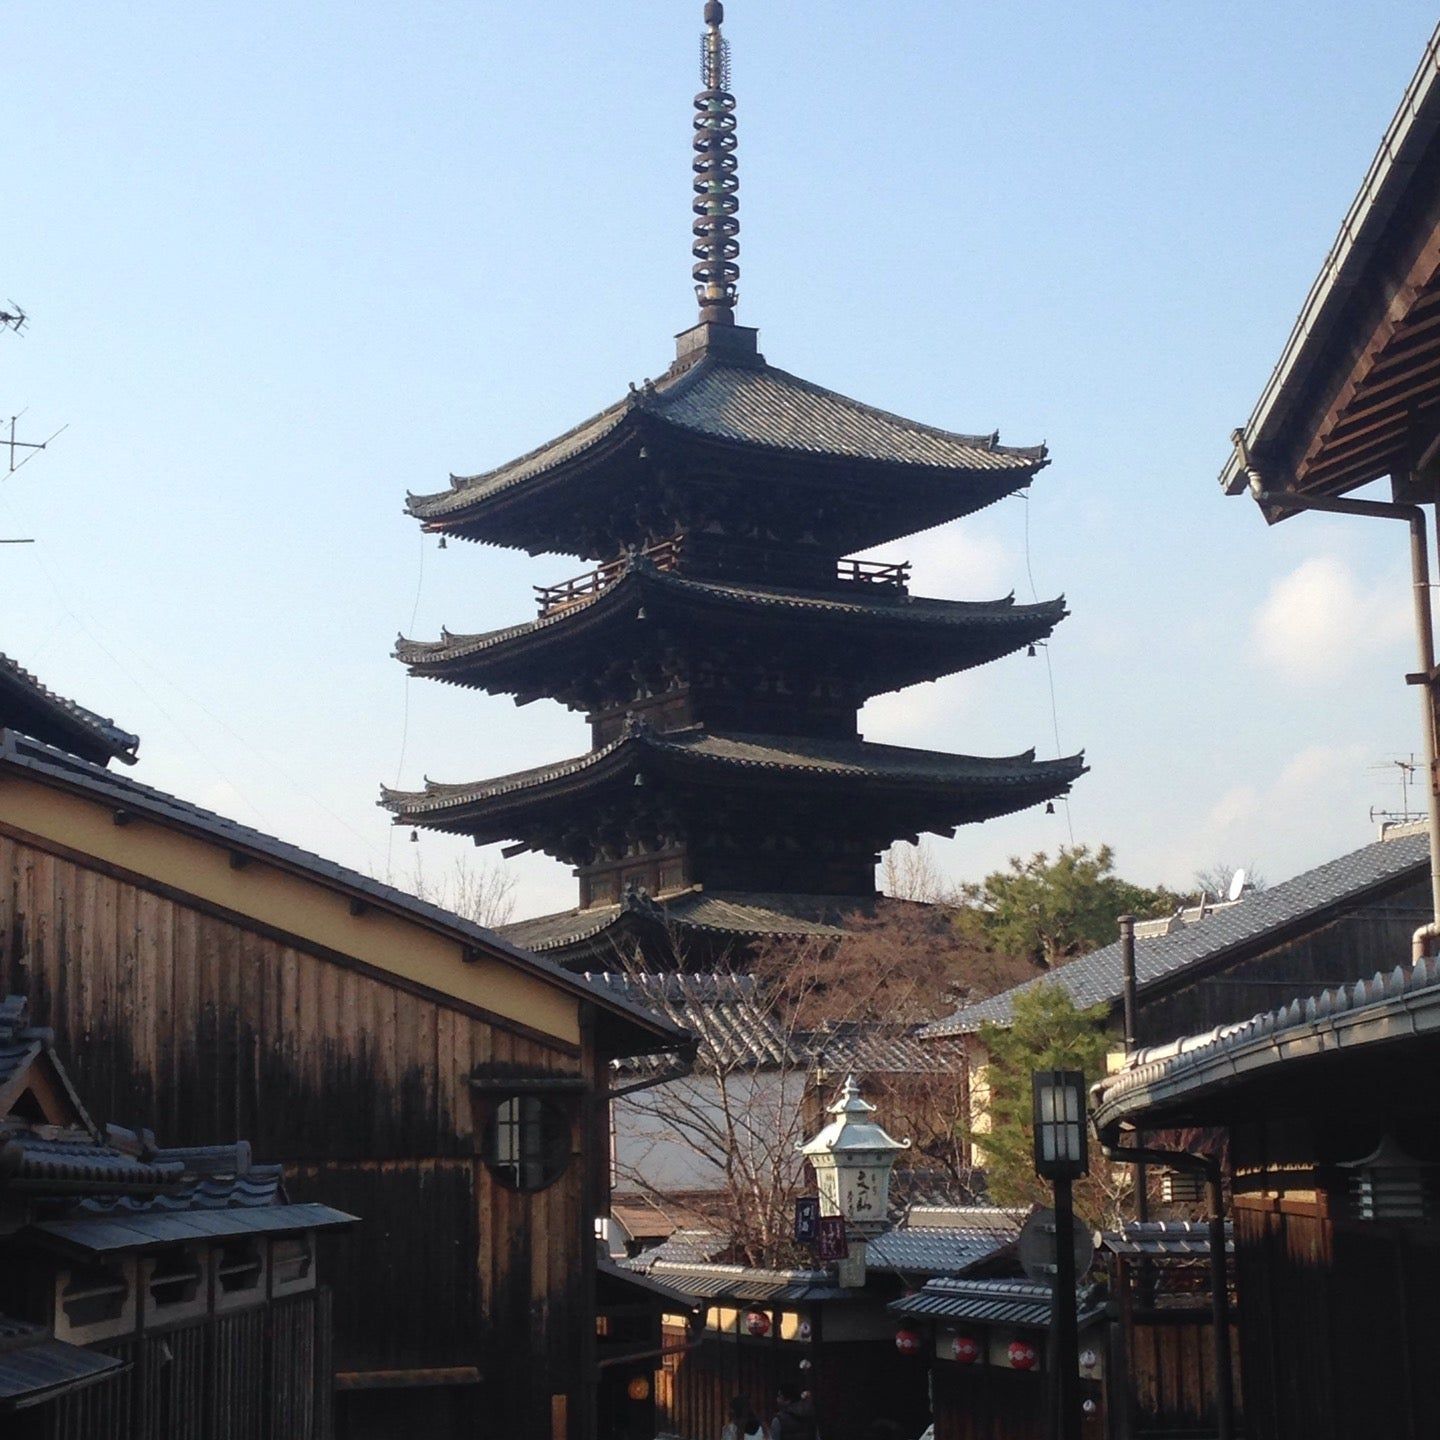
30 1201 356 1258
0 731 687 1059
0 653 138 767
0 1316 126 1412
888 1277 1103 1330
1220 23 1440 509
382 726 1084 835
410 351 1044 532
1091 952 1440 1135
397 563 1066 701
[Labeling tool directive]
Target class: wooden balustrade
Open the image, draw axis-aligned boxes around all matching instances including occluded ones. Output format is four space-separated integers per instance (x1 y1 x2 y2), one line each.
534 536 684 615
835 557 910 591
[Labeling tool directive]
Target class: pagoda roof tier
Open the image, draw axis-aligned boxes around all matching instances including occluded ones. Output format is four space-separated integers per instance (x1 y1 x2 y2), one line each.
407 347 1047 557
498 886 855 967
380 725 1085 843
395 560 1067 704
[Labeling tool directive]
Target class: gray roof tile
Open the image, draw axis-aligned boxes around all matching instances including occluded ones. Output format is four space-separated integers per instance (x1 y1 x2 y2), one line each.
383 727 1084 816
0 652 138 767
409 356 1044 521
889 1277 1104 1329
925 825 1430 1037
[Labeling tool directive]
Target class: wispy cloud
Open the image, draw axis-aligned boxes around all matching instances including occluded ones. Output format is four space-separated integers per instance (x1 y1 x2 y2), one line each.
1250 554 1409 683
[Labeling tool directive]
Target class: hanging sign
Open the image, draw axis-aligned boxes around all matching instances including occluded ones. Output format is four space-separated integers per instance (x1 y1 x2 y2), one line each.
816 1215 849 1261
794 1196 821 1244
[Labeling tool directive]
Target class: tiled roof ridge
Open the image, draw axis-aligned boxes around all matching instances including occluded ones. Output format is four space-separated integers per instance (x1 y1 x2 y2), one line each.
0 732 685 1051
0 651 139 766
924 825 1431 1037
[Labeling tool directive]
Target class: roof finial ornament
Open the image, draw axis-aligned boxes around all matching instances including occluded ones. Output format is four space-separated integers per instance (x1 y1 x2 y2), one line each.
693 0 739 325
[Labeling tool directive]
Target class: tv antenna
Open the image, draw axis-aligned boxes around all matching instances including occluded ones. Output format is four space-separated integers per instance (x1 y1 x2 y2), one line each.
1368 754 1424 826
0 302 26 337
1226 868 1247 902
4 411 67 477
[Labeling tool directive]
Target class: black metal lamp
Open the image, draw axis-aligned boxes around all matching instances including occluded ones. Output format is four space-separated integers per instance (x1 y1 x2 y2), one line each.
1032 1069 1088 1180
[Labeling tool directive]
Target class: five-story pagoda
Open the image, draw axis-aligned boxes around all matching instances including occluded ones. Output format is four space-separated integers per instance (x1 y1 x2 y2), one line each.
384 2 1085 968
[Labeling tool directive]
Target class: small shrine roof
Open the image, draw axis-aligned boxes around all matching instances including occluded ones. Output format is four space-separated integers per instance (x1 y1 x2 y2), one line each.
383 728 1085 818
396 564 1065 674
408 353 1045 523
0 652 138 767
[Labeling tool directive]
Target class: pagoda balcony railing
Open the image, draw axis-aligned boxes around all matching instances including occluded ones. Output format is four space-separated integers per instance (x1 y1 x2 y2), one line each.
836 558 910 593
535 536 684 616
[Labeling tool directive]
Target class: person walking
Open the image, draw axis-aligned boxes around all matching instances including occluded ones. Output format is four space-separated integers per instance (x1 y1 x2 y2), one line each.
722 1395 765 1440
770 1382 817 1440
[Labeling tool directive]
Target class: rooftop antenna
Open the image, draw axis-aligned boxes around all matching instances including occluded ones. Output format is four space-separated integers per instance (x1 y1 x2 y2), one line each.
0 302 26 337
4 411 67 477
1368 754 1424 826
693 1 740 325
1226 868 1247 902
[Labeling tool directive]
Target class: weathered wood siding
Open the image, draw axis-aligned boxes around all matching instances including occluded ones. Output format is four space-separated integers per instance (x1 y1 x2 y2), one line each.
20 1290 329 1440
1138 879 1431 1047
931 1364 1102 1440
0 827 598 1440
1233 1195 1440 1440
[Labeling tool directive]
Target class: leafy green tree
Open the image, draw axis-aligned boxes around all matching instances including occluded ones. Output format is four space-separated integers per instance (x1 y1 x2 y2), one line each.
969 985 1124 1220
962 844 1180 968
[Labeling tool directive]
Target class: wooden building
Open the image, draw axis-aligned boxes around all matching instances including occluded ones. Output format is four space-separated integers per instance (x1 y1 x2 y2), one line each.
0 993 354 1438
629 1206 1030 1440
0 723 687 1440
1092 958 1440 1439
387 0 1083 969
926 821 1431 1079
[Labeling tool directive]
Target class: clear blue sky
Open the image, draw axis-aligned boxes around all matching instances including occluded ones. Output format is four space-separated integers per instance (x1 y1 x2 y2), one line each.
4 1 1438 918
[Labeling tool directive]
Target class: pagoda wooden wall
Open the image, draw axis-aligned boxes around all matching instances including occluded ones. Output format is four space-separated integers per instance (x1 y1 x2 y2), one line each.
0 824 602 1440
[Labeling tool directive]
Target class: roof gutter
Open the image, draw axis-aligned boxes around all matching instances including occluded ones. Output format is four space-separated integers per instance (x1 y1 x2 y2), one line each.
1236 469 1440 946
606 1037 699 1101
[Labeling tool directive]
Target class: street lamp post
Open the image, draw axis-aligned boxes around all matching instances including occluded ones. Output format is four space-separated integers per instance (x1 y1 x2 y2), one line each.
1032 1070 1087 1440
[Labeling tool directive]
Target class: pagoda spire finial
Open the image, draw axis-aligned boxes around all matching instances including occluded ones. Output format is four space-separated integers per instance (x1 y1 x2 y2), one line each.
692 1 740 325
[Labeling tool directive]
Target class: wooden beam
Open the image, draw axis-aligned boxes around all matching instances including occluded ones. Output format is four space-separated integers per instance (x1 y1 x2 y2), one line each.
334 1367 483 1391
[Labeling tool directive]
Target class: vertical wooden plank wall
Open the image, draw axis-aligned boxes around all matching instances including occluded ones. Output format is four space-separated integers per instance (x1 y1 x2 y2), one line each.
0 831 594 1440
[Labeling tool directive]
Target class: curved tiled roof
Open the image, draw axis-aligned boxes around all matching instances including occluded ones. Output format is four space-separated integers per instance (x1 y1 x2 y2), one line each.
383 726 1084 818
1090 951 1440 1134
0 653 138 767
924 824 1430 1038
395 561 1065 677
408 354 1045 522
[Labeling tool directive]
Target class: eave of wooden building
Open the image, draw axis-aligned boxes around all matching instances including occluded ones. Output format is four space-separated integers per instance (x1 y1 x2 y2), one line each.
0 730 685 1061
407 349 1045 557
1220 22 1440 510
0 652 139 768
396 561 1067 705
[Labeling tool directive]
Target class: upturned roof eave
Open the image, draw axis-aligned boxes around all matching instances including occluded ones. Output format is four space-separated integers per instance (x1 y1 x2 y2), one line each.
395 566 1068 678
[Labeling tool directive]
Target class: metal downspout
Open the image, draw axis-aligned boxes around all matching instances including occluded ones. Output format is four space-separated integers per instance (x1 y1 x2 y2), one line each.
1097 1136 1235 1440
1248 482 1440 954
